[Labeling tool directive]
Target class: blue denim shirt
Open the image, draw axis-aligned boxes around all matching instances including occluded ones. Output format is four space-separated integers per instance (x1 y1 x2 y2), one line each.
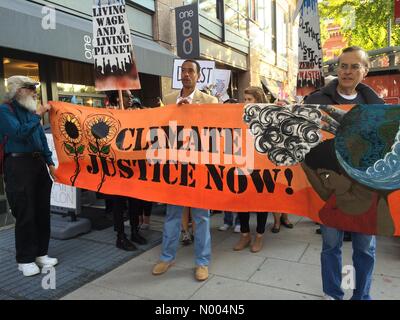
0 99 54 166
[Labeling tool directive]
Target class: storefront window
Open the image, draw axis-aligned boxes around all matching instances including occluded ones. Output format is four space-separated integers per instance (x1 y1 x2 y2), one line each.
57 83 106 108
3 57 39 81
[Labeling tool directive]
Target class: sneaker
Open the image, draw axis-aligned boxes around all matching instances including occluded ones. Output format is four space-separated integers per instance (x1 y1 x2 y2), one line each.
218 224 231 231
233 224 241 233
18 262 40 277
181 231 192 245
322 294 335 300
131 230 148 245
35 255 58 267
140 223 150 230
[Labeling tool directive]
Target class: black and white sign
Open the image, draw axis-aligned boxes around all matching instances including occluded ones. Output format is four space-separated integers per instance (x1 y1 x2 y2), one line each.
297 0 324 89
92 0 140 90
46 134 77 210
175 3 200 59
172 59 215 90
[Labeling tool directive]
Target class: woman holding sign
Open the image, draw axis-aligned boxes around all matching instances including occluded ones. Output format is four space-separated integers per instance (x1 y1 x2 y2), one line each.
234 86 294 253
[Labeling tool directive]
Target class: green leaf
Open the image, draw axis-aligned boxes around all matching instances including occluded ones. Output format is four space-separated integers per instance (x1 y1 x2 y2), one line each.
65 143 75 155
77 145 85 154
89 143 98 153
101 145 110 155
319 0 400 52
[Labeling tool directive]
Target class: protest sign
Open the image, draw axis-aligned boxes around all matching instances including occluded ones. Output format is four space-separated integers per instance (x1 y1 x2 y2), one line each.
92 0 141 90
172 59 215 90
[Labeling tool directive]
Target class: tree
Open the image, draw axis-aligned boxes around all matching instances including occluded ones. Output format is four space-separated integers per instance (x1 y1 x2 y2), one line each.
319 0 400 51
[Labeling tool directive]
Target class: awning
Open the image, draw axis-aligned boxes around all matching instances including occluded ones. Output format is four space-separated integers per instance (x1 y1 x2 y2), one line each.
0 0 176 77
132 36 177 78
261 78 280 100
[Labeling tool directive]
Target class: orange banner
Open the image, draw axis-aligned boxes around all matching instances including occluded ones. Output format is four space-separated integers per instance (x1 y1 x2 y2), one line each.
48 102 400 236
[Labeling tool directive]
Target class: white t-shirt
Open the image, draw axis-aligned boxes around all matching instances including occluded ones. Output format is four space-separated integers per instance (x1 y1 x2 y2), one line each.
337 91 358 100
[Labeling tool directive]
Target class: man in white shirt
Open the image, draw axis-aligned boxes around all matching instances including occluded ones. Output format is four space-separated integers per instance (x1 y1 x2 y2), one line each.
152 59 217 281
304 46 384 300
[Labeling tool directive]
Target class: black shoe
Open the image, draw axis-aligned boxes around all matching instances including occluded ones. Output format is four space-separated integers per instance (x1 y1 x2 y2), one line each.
343 232 352 242
131 230 148 245
316 228 321 235
116 234 137 251
280 216 294 229
271 225 280 233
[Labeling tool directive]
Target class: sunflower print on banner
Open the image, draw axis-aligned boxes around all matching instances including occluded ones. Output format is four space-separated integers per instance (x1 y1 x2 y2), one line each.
59 113 85 186
84 114 120 192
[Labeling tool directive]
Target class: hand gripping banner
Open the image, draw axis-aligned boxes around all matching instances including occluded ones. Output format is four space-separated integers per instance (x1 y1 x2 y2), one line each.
49 101 400 236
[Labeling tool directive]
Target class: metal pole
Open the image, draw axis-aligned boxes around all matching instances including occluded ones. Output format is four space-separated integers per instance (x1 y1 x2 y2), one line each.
388 17 392 47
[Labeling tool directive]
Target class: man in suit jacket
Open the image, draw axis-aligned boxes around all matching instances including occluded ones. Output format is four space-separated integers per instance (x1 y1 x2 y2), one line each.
152 59 217 281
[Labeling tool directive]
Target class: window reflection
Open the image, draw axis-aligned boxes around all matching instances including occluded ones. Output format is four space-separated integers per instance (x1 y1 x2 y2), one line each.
225 0 247 36
57 83 106 108
276 3 287 64
253 0 275 53
199 0 217 19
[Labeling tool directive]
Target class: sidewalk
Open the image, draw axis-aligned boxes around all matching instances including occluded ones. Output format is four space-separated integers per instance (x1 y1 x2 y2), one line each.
62 213 400 300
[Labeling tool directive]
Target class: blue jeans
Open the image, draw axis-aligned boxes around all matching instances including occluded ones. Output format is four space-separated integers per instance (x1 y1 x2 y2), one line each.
223 212 240 226
320 225 376 300
160 205 211 266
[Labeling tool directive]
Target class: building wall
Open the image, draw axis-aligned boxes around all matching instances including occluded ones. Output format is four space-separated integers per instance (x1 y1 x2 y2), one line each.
154 0 299 102
26 0 155 38
248 0 298 101
322 23 348 61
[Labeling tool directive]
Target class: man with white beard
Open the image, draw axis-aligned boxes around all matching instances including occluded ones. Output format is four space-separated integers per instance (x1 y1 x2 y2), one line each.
0 75 58 276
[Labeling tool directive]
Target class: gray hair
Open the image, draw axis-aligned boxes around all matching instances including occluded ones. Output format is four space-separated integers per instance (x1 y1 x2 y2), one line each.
339 46 370 68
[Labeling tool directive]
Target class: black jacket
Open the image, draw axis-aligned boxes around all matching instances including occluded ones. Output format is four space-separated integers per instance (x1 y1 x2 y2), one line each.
303 79 384 104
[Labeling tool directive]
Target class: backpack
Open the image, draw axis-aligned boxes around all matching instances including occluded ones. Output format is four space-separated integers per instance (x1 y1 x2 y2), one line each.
0 102 15 175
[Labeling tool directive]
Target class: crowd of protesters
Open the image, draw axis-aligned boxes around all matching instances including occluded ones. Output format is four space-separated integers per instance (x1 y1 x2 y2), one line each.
0 47 388 299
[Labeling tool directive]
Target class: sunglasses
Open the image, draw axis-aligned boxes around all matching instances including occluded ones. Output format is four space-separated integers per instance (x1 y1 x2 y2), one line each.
21 83 38 91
